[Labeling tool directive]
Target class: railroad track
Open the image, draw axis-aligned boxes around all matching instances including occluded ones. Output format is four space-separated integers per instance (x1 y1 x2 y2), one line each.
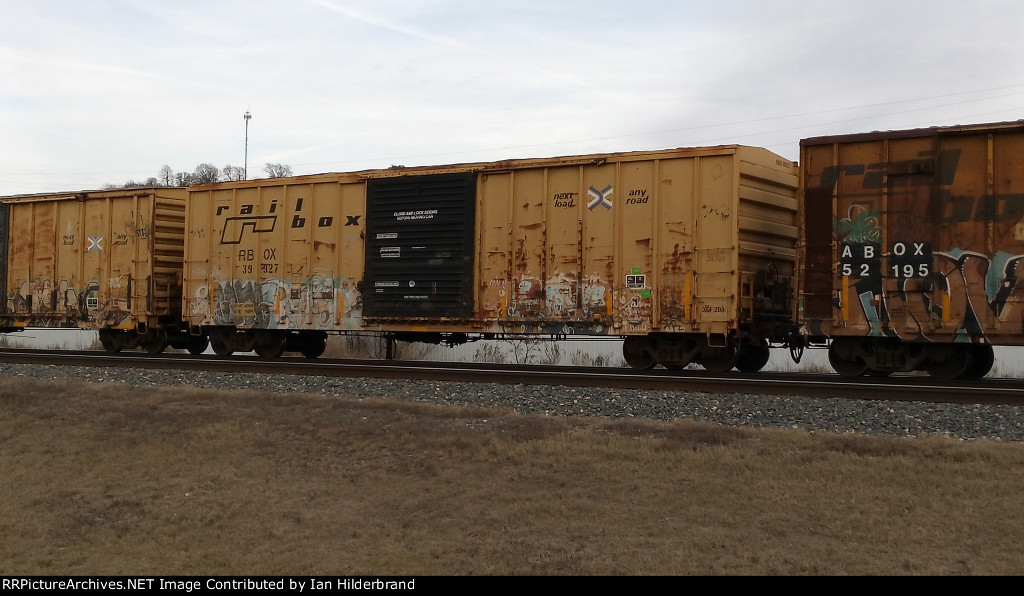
1 348 1021 405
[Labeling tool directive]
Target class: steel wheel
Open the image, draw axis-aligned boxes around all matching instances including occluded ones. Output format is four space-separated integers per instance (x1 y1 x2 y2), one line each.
98 329 121 353
210 337 233 357
255 335 286 359
140 329 168 355
186 337 209 355
925 345 972 381
299 332 327 359
962 344 994 380
699 345 737 373
828 341 867 377
622 337 655 370
735 341 770 373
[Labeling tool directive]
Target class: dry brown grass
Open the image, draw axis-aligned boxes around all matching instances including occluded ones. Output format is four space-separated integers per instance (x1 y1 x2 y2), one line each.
2 375 1024 576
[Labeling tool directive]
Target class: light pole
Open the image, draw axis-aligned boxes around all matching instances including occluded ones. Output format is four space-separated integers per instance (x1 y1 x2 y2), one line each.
243 111 252 180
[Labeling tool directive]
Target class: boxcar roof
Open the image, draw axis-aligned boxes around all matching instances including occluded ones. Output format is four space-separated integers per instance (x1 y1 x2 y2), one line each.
800 119 1024 146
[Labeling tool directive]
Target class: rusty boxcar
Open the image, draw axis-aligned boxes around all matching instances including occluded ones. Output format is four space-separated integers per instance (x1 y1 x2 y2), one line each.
184 145 799 370
0 188 201 353
797 120 1024 379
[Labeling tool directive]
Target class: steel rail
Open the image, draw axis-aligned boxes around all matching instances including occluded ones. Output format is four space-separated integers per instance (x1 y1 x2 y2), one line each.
0 348 1021 405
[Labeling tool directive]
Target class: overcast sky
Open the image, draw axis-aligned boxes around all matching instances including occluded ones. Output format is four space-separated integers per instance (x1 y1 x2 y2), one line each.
2 0 1023 194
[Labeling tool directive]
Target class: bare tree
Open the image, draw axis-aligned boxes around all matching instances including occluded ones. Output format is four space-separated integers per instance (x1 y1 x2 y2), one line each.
222 165 245 181
104 177 159 189
175 172 193 186
264 163 293 178
192 163 221 184
474 343 507 364
507 338 543 364
159 165 175 186
538 341 562 365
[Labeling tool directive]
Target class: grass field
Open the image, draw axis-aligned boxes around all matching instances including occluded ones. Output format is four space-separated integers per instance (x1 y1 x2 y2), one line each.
2 374 1024 575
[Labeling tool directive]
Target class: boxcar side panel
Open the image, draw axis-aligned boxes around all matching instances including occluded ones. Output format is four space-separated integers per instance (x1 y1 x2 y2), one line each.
617 160 657 334
6 201 52 324
798 121 1024 347
470 148 795 340
655 157 697 333
1 189 185 331
545 166 583 322
507 167 548 324
579 165 616 333
185 177 366 332
693 154 738 335
477 172 512 327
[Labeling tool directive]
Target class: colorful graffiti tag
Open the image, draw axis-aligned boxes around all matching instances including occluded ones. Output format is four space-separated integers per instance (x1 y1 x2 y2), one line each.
835 204 1024 341
189 272 362 330
5 278 127 327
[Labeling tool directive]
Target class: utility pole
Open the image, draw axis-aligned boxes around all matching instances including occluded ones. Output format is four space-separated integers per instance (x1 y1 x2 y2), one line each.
243 111 252 180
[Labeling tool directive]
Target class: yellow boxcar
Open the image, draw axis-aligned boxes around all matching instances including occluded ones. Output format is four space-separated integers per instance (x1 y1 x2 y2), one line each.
0 188 194 353
185 146 798 369
797 120 1024 379
185 173 367 357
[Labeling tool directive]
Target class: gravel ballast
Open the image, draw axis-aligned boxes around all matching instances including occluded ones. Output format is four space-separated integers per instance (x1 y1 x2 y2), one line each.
2 361 1022 442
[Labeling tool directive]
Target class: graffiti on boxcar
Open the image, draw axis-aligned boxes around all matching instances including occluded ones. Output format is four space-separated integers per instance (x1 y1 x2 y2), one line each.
836 243 1024 340
5 278 129 327
581 278 610 319
832 191 1024 339
88 280 129 327
835 204 881 245
619 276 652 328
190 274 362 330
125 220 150 241
544 273 578 319
509 277 543 318
495 274 612 333
113 220 150 246
819 150 961 192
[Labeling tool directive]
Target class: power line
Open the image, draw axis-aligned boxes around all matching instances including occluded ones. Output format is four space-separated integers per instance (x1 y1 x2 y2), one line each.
294 83 1024 169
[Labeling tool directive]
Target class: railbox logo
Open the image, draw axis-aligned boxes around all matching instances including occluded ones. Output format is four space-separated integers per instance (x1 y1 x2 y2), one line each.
215 198 362 244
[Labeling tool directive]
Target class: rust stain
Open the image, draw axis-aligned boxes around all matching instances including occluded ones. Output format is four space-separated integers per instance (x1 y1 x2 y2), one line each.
662 243 692 274
514 239 528 273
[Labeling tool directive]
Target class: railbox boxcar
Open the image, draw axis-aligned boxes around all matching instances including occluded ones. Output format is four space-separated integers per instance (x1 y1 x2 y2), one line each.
0 188 197 353
797 120 1024 379
185 146 799 369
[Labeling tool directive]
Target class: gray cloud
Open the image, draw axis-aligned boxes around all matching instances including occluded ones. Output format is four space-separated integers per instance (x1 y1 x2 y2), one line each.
2 0 1023 193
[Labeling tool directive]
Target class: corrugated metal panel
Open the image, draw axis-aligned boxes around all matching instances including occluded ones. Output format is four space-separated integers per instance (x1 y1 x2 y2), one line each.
151 195 186 317
798 120 1024 345
183 177 367 331
475 146 798 338
693 153 738 331
736 150 800 331
183 146 796 343
363 173 477 318
0 188 187 329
